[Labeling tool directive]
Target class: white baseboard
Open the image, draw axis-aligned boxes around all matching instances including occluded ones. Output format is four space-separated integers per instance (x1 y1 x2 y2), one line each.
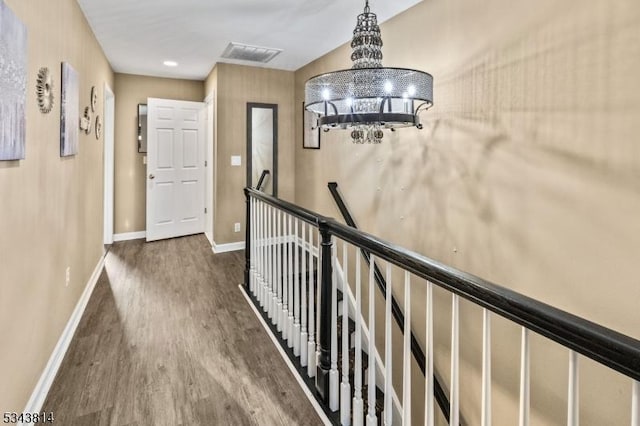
22 254 106 422
239 285 331 426
205 231 214 246
212 240 245 254
113 231 146 242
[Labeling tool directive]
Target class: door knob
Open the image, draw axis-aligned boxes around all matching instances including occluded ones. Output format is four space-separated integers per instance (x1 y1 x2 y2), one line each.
149 174 155 180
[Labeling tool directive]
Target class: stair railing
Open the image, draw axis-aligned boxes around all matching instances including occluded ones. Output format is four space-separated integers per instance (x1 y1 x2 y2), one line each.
328 182 456 424
244 187 640 426
256 169 270 192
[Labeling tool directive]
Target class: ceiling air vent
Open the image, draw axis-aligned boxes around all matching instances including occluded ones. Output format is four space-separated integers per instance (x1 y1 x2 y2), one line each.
221 42 283 64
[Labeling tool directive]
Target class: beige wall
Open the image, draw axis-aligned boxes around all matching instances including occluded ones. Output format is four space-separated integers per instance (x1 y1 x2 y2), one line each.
206 63 295 245
0 0 114 412
295 0 640 424
113 73 204 234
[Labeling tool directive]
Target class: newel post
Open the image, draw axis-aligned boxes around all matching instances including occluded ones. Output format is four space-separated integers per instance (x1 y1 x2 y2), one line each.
244 188 251 292
316 219 333 403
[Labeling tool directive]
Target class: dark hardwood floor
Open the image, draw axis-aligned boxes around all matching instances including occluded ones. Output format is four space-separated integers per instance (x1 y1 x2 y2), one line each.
43 234 323 426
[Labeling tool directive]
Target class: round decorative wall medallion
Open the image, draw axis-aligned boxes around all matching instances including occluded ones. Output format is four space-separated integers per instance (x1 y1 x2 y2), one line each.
95 115 102 139
90 86 98 112
36 67 54 114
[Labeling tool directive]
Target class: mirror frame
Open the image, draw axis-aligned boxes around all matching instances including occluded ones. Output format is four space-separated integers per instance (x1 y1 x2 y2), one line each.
137 103 147 153
246 102 278 196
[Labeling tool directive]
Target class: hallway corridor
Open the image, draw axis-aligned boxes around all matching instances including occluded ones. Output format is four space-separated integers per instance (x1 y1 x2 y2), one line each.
43 235 322 425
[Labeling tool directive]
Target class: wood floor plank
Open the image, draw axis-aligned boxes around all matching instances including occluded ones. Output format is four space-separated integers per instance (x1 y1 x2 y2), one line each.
43 235 322 425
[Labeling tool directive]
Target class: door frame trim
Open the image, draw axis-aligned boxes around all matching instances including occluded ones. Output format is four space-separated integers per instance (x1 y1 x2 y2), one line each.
103 83 115 245
204 92 215 246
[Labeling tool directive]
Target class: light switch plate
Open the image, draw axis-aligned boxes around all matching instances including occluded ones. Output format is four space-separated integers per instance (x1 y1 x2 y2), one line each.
231 155 241 166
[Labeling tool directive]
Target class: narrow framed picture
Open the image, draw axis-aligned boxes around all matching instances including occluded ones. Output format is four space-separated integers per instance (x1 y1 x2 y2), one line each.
60 62 79 157
302 102 320 149
0 0 27 161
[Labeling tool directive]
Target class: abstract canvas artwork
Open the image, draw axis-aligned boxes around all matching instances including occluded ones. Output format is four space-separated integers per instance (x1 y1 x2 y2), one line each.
60 62 79 156
0 0 27 161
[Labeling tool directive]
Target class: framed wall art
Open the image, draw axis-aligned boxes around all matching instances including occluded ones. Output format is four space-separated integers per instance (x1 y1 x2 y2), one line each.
0 1 27 161
90 85 97 112
36 67 54 114
302 102 321 149
60 62 79 157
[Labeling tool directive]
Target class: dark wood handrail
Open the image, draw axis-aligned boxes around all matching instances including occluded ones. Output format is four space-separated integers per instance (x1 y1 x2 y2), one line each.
245 187 640 383
256 169 270 192
327 182 455 424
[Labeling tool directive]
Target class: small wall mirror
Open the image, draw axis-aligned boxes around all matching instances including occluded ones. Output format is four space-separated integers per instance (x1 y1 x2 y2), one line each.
137 103 147 153
247 103 278 196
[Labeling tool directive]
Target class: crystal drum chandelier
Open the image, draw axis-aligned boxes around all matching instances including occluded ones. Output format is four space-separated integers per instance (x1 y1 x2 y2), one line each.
304 0 433 144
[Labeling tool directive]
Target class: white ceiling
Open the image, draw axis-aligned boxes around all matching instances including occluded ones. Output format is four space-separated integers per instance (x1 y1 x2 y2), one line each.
76 0 423 80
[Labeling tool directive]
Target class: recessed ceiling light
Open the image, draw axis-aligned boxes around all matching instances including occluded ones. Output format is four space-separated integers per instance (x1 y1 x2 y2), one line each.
163 60 178 67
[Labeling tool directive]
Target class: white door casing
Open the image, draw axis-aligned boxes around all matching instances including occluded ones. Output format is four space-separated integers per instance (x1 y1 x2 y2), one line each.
103 83 115 245
204 93 215 245
146 98 206 242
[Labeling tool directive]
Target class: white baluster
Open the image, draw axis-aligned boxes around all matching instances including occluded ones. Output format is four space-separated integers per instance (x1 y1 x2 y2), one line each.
283 213 288 336
284 213 289 338
307 224 317 377
293 217 301 356
403 271 411 426
451 294 459 426
567 350 579 426
353 249 364 426
282 213 290 339
285 214 291 338
316 228 322 366
283 212 288 335
384 263 393 426
425 281 434 426
300 222 308 367
482 309 492 426
258 201 264 306
276 210 283 331
366 255 377 426
282 215 290 340
267 206 274 319
262 201 268 308
519 328 530 426
330 240 339 412
252 199 257 295
252 198 257 295
254 199 258 295
245 197 256 293
271 207 277 322
287 215 295 345
632 380 639 426
341 242 351 425
261 201 266 306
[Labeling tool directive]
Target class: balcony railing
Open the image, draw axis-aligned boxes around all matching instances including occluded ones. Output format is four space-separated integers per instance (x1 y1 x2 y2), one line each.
243 187 640 425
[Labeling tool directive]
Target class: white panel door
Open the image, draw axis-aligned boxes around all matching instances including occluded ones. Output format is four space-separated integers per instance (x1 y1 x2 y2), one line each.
146 98 205 242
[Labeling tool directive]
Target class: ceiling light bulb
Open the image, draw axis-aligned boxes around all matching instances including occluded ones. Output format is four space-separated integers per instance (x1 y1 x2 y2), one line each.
346 97 354 107
322 88 331 100
163 60 178 67
408 85 416 96
384 81 393 93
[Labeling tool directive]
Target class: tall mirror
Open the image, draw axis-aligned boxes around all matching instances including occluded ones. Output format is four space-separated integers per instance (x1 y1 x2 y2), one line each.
138 103 147 153
247 103 278 196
